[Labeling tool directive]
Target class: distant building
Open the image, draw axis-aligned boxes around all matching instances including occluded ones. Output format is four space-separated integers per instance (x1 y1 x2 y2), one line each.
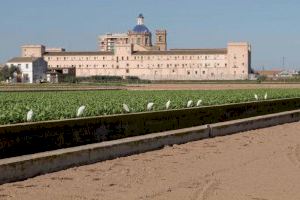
45 48 66 53
277 70 299 78
99 33 129 52
256 70 282 79
8 13 251 81
6 57 47 83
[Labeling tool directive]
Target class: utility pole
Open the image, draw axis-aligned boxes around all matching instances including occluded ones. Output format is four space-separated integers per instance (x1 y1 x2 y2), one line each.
282 56 286 83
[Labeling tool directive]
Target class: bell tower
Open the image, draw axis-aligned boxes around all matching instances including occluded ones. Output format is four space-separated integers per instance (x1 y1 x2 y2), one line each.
155 30 167 51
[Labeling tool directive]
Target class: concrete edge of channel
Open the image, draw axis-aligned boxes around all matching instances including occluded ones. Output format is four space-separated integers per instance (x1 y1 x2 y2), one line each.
1 109 300 184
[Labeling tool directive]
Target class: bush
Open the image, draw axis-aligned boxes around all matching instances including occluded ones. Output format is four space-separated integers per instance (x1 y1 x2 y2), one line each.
63 75 77 83
257 75 267 83
76 76 123 83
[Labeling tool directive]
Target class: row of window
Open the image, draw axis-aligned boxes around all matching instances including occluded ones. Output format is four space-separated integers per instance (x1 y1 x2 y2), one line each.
49 62 233 69
45 54 230 62
11 64 30 69
123 69 245 75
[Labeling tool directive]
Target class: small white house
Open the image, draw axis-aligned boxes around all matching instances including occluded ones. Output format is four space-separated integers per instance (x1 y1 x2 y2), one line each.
6 57 47 83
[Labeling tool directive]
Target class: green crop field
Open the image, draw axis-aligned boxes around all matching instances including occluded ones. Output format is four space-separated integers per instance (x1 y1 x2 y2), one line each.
1 88 300 125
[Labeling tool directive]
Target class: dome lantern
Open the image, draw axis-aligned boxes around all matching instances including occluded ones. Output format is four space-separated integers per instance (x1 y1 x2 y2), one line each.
132 13 150 33
137 13 144 25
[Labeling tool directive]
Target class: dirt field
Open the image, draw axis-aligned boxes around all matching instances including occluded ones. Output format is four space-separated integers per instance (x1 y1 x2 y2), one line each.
1 122 300 200
1 83 300 91
128 83 300 90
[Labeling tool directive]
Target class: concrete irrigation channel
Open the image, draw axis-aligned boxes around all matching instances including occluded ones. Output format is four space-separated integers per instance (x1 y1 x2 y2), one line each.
0 98 300 184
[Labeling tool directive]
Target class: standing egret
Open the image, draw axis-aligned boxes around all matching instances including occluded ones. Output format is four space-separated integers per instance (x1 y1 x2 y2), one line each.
254 94 258 101
187 100 193 108
147 102 154 111
26 109 33 122
196 100 202 107
77 105 86 117
123 104 130 112
264 93 268 100
166 100 171 109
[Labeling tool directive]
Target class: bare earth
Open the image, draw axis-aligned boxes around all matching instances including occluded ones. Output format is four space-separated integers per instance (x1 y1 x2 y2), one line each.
2 83 300 91
1 122 300 200
128 83 300 90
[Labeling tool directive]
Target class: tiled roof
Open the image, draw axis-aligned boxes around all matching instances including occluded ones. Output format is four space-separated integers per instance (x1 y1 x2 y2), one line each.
132 25 150 33
44 51 113 56
133 49 227 55
256 70 282 76
7 57 40 63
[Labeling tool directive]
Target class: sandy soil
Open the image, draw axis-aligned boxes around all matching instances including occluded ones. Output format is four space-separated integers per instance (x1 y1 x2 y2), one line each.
1 122 300 200
2 83 300 91
128 83 300 90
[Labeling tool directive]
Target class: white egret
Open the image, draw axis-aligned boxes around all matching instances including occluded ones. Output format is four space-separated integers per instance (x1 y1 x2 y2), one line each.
254 94 258 101
26 109 33 122
123 103 130 112
196 99 202 107
147 102 154 111
166 100 171 109
76 105 86 117
264 92 268 100
187 100 193 108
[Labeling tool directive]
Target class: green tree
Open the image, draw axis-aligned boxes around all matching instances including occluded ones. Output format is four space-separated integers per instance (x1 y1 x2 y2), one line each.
0 65 21 81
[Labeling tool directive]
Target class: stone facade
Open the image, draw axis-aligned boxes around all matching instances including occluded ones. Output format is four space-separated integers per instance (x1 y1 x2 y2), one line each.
21 45 45 58
15 14 251 81
43 42 250 80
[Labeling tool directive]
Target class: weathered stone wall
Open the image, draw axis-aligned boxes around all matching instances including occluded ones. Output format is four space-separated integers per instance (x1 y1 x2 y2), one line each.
0 98 300 159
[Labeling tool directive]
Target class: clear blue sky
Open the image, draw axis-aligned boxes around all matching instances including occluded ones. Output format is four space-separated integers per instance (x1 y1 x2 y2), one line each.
1 0 300 70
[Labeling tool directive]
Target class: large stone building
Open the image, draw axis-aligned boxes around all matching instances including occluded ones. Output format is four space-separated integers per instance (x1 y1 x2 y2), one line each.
10 14 251 81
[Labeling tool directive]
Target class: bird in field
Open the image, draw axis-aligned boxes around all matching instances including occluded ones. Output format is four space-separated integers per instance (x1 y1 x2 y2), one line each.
196 99 202 107
166 100 171 109
187 100 193 108
147 102 154 111
264 93 268 100
26 109 33 122
123 104 130 112
254 94 258 101
76 105 86 117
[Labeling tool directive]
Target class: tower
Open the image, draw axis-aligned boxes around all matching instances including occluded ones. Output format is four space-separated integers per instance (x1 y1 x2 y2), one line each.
128 14 152 50
137 13 144 25
155 30 167 51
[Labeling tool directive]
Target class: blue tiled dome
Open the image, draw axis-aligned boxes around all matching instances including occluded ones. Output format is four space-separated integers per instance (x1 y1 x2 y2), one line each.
132 25 150 33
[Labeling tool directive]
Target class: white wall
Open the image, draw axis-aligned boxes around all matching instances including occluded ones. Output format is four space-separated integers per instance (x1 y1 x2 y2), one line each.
6 62 33 83
6 59 47 83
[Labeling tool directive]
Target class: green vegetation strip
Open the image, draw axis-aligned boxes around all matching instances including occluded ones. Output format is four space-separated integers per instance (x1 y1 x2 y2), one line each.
1 89 300 125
